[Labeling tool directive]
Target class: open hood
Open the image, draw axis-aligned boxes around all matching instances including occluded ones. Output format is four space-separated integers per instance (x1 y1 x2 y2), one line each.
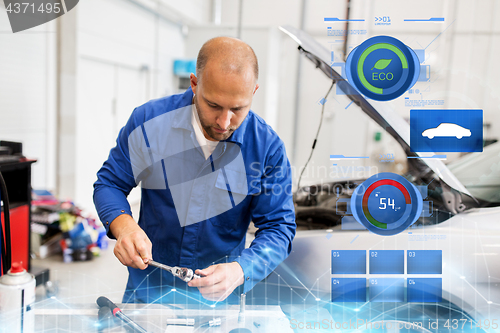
279 25 474 200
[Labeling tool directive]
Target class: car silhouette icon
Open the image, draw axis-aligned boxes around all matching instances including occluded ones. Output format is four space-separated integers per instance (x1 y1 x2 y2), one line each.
422 123 472 139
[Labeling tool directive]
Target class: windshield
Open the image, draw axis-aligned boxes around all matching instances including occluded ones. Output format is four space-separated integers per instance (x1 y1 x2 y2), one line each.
448 142 500 204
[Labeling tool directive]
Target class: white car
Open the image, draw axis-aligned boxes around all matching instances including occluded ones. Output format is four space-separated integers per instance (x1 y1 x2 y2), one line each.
247 26 500 333
422 123 472 139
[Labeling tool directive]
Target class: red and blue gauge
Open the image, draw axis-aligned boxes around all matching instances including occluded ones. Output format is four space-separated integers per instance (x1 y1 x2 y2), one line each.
351 172 423 236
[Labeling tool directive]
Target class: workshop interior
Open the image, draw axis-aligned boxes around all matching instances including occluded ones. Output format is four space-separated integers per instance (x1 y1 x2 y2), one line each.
1 0 500 332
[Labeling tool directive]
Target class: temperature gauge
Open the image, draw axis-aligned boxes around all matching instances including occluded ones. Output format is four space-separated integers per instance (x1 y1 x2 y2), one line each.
351 172 423 235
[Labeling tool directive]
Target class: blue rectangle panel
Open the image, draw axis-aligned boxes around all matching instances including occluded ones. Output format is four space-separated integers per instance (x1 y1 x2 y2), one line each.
331 278 366 302
369 250 404 274
407 278 442 302
331 250 366 274
407 250 442 274
369 278 404 302
410 109 483 153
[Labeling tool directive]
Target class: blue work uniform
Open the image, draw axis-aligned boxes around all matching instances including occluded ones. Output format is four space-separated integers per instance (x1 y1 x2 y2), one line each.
93 87 296 304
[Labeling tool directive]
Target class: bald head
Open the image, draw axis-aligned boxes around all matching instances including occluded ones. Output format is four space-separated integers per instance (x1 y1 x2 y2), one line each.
190 37 260 141
196 37 259 83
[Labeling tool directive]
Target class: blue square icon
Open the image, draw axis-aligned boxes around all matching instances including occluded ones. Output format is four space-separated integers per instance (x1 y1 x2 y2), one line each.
410 109 483 153
331 250 366 274
407 278 442 302
331 278 366 302
369 250 404 274
407 250 442 274
369 278 404 302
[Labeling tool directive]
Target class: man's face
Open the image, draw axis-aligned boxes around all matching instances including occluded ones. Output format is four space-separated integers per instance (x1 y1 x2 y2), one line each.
190 63 259 141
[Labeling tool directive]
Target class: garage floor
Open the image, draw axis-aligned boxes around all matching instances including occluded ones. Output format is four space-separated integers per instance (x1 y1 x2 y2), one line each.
33 239 129 305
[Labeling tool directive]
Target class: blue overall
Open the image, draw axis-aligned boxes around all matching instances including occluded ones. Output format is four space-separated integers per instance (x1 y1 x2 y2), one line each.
94 87 296 304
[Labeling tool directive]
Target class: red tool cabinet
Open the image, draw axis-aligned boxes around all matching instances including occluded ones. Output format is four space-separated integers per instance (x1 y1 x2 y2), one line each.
0 158 49 285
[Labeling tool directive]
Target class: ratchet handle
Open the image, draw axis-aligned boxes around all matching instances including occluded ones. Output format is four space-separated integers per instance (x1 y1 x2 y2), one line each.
148 260 201 282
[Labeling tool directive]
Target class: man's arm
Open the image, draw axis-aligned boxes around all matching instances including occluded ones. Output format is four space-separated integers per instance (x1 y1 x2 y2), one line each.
93 109 152 270
233 143 296 293
110 214 151 269
189 143 296 299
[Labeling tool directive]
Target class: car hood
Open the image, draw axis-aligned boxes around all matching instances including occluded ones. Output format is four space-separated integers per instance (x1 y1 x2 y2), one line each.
279 25 473 198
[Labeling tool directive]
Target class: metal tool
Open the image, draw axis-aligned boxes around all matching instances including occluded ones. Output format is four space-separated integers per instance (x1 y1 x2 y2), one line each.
166 318 195 326
238 293 246 323
97 306 118 330
96 296 148 333
208 318 221 327
147 260 201 282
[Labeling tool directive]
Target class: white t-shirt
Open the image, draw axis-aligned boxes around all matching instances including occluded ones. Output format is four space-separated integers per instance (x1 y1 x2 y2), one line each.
191 102 219 160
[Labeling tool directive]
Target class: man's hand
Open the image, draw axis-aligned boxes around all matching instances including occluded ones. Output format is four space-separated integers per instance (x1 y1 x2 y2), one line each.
110 214 152 270
188 262 244 301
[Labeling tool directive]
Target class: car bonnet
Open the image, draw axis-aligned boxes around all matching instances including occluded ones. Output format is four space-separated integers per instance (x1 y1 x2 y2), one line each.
279 25 473 198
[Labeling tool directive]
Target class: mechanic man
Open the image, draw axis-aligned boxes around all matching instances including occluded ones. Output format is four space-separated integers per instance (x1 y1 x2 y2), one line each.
94 37 296 304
